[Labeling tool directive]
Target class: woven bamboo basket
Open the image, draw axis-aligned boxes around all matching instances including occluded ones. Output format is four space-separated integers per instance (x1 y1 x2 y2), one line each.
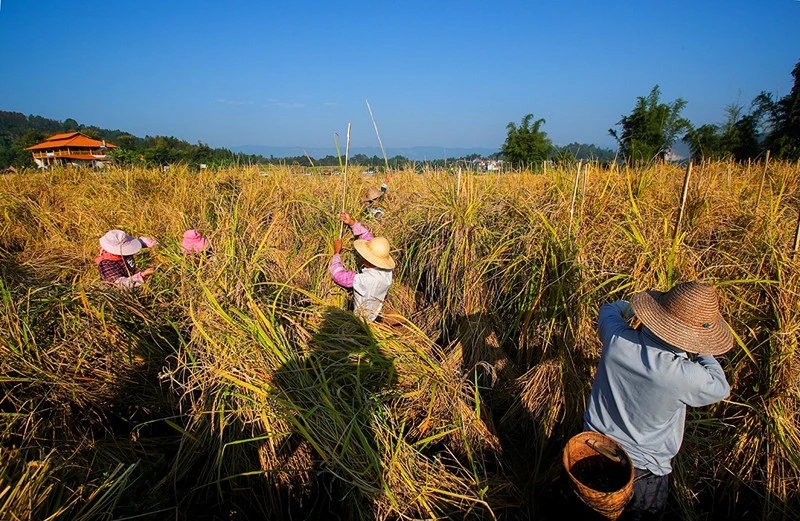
562 431 634 520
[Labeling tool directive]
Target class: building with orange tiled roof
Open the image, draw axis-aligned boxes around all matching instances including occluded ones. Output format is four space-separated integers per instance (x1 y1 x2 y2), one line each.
25 132 118 168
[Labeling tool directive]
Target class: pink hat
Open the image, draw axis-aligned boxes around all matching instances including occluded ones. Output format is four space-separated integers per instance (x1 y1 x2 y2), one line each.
181 229 210 254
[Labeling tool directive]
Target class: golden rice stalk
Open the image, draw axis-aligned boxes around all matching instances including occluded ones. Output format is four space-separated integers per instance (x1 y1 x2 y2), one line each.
257 436 316 490
501 359 564 438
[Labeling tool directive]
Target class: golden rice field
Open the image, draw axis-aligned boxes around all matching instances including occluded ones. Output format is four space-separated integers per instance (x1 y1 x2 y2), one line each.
1 159 799 520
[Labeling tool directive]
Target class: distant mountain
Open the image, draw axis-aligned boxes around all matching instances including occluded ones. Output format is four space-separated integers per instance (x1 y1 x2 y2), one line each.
231 145 500 161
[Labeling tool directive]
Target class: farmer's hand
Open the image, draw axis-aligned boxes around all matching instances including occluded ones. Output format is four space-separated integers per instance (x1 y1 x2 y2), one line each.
333 239 342 254
142 267 156 277
340 212 355 226
139 236 159 248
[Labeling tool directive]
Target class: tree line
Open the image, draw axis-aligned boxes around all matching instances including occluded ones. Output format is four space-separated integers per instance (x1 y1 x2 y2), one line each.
0 113 269 170
0 109 611 171
7 58 797 172
502 58 800 168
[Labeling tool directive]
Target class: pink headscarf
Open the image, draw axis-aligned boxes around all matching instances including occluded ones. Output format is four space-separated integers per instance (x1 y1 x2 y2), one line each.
181 229 210 254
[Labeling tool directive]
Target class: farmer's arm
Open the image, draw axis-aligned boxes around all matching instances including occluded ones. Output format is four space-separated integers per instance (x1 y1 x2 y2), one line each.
597 300 635 347
329 239 355 288
139 236 158 248
680 355 731 407
341 212 374 240
114 267 155 288
114 272 146 288
380 173 389 195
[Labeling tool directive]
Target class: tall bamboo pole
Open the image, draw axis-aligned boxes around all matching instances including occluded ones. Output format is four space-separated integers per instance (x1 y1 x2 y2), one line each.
673 161 693 245
568 161 582 236
365 99 389 173
726 159 732 191
755 150 770 210
793 210 800 260
339 124 351 237
579 160 588 225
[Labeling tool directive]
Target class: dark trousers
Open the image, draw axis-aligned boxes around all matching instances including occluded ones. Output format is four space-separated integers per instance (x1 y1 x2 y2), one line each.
624 468 670 519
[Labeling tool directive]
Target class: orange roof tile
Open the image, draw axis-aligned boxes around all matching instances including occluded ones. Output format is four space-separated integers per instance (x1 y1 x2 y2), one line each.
47 132 82 140
53 154 113 161
26 132 118 151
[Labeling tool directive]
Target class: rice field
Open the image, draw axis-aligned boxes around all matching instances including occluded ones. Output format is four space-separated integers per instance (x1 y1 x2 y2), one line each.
1 159 799 520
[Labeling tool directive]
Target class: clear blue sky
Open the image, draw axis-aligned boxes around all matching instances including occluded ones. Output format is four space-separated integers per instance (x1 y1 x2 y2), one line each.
1 1 798 152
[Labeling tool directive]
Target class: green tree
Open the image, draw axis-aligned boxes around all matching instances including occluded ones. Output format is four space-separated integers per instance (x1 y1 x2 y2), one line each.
63 118 79 131
684 123 725 160
729 114 762 160
759 59 800 160
682 102 765 161
683 103 742 160
351 153 373 166
7 129 44 168
108 147 143 167
553 148 577 167
610 85 690 164
82 127 101 140
114 134 141 151
501 114 553 168
558 142 616 162
143 136 186 165
190 142 215 166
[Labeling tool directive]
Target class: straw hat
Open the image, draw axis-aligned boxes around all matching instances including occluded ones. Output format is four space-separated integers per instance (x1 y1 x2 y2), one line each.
630 281 733 355
362 186 383 203
181 229 210 253
99 229 142 256
353 236 395 269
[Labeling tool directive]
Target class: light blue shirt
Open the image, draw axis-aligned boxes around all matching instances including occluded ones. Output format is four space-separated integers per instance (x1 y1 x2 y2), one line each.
583 300 731 475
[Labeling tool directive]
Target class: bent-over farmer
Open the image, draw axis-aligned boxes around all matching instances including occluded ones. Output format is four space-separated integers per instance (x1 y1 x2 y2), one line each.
583 280 733 519
95 229 158 289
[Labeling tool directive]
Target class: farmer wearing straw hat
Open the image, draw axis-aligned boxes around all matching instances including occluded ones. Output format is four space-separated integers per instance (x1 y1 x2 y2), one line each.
330 211 395 321
362 172 391 220
95 229 158 288
583 281 733 519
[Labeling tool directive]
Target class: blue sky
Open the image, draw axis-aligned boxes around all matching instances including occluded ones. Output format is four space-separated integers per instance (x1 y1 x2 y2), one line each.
1 1 798 153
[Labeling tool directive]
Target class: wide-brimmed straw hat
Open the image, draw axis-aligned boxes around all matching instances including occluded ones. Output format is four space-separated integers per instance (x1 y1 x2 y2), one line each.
362 186 384 203
630 281 733 355
353 236 395 269
181 229 210 253
99 229 142 256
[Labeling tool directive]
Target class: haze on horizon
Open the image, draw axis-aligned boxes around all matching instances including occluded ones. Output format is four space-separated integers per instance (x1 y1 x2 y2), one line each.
0 1 797 153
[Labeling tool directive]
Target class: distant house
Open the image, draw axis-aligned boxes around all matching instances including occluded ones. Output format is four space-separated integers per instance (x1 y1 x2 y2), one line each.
25 132 117 169
486 160 503 171
470 158 504 172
